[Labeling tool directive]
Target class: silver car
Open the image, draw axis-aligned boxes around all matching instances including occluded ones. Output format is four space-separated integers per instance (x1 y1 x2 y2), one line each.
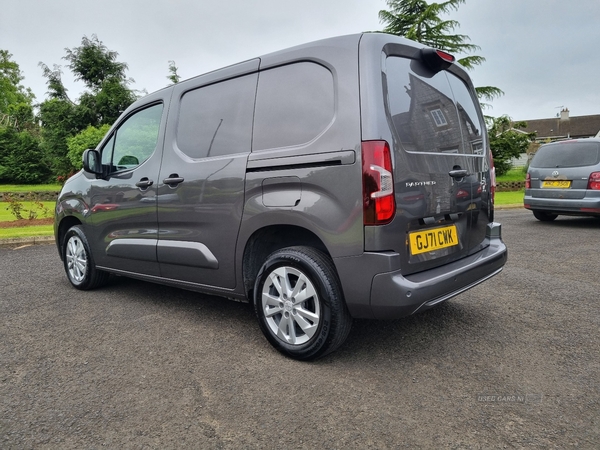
525 138 600 221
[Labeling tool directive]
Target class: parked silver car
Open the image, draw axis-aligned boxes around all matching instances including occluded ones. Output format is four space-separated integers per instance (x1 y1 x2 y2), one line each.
55 33 507 360
525 138 600 221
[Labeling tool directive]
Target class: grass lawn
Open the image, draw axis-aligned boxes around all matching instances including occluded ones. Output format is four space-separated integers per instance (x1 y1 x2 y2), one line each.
0 225 54 239
496 167 527 182
495 190 524 205
0 184 62 192
0 201 56 222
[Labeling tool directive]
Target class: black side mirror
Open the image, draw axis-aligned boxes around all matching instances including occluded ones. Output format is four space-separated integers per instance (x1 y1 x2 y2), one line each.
82 149 102 176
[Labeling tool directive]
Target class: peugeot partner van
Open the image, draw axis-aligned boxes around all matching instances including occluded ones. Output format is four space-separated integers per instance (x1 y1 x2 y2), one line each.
54 33 507 360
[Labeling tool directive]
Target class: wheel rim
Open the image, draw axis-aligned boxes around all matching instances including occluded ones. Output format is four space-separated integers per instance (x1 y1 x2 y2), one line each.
66 235 87 283
261 265 321 345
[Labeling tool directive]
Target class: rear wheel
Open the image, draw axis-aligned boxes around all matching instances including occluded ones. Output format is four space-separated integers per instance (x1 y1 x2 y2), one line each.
253 246 352 360
62 225 109 290
533 210 558 221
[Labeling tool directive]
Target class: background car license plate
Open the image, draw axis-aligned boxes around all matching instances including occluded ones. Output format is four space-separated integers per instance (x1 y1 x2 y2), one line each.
409 225 458 256
542 180 571 188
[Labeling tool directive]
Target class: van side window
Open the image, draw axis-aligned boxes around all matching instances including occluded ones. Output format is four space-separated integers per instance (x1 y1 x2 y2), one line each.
176 74 257 159
385 57 478 155
253 62 334 150
101 103 163 172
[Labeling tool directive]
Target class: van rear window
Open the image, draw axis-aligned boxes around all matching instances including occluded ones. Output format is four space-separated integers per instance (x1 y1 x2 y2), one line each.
384 57 484 155
530 142 600 168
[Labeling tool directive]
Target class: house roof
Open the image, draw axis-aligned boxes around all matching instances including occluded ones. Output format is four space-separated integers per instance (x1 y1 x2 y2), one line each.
517 112 600 140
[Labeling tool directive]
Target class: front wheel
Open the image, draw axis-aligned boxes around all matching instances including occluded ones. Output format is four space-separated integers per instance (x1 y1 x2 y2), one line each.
62 225 109 290
253 246 352 360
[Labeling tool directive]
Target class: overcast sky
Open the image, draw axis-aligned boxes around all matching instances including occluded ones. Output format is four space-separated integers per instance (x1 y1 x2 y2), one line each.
2 0 599 121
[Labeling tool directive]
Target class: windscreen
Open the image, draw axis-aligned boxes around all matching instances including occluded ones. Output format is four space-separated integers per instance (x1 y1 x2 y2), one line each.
530 142 600 168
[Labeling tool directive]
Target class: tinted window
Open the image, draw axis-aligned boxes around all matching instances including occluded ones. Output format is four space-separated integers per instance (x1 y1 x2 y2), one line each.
176 74 257 159
446 74 485 155
101 103 163 172
531 142 600 168
253 62 334 150
385 57 481 155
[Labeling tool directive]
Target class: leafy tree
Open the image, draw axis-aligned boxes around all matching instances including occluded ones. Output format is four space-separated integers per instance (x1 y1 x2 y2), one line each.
66 124 111 169
0 127 50 183
167 60 181 85
0 51 47 184
379 0 503 106
38 35 137 177
0 50 36 128
487 116 534 176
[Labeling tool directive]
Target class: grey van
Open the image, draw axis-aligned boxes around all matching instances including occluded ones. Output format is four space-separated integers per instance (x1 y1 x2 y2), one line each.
54 33 507 360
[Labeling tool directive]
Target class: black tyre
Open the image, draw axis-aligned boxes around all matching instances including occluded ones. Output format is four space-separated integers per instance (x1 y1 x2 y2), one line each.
253 246 352 360
62 225 109 290
533 210 558 222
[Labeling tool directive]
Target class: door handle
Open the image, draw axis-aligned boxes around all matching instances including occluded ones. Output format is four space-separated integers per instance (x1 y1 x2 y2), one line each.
135 178 154 189
163 174 184 187
448 169 468 179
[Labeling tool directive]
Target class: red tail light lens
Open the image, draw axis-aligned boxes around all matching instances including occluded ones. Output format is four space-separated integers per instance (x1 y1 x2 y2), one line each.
456 189 469 199
420 48 455 72
525 172 531 189
362 141 395 225
588 172 600 190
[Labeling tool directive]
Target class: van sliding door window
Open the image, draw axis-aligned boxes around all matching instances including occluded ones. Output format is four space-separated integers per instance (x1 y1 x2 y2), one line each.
176 74 257 159
384 56 481 155
253 62 334 150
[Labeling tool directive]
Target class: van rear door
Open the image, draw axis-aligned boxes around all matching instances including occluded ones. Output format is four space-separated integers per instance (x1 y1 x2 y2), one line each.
361 41 492 276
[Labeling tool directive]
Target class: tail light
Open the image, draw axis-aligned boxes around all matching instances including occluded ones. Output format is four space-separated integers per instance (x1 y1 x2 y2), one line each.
587 172 600 190
362 141 395 225
456 189 469 199
525 172 531 189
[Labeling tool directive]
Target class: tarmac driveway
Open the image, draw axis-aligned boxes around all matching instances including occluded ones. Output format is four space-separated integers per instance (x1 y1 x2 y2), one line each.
1 209 599 448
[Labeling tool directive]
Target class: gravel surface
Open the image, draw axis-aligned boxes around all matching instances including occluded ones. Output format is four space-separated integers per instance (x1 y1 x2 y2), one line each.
1 209 599 448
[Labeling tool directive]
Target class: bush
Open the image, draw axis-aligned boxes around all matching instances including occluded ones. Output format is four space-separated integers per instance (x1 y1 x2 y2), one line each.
67 124 111 169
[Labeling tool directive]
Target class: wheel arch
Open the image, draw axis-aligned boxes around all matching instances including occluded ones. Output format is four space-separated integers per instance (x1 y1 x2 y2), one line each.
242 225 331 299
56 215 82 260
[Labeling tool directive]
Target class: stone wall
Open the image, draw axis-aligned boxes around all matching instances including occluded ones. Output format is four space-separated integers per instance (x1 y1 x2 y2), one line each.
496 181 525 192
0 191 60 201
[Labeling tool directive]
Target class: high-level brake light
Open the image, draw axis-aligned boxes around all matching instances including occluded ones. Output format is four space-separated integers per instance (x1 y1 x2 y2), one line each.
420 48 456 72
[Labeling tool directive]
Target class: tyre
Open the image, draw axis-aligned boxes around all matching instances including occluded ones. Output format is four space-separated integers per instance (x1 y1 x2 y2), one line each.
253 246 352 360
533 210 558 221
62 225 109 290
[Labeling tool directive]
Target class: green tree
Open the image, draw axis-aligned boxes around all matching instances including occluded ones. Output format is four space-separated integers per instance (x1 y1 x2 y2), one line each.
167 60 181 85
487 116 534 176
38 35 137 177
379 0 503 106
0 127 50 183
66 124 111 169
0 50 36 128
0 51 47 184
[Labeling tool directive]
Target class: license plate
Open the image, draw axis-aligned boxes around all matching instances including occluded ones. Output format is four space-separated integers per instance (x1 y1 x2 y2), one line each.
409 225 459 256
542 180 571 188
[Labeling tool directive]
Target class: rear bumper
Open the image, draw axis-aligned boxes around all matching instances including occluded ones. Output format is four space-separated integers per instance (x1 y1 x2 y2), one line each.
335 223 507 319
524 193 600 215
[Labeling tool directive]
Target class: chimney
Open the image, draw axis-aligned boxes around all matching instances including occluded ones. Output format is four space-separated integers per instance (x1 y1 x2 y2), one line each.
560 108 570 121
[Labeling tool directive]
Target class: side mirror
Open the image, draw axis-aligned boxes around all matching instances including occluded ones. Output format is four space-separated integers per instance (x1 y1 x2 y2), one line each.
82 149 102 176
